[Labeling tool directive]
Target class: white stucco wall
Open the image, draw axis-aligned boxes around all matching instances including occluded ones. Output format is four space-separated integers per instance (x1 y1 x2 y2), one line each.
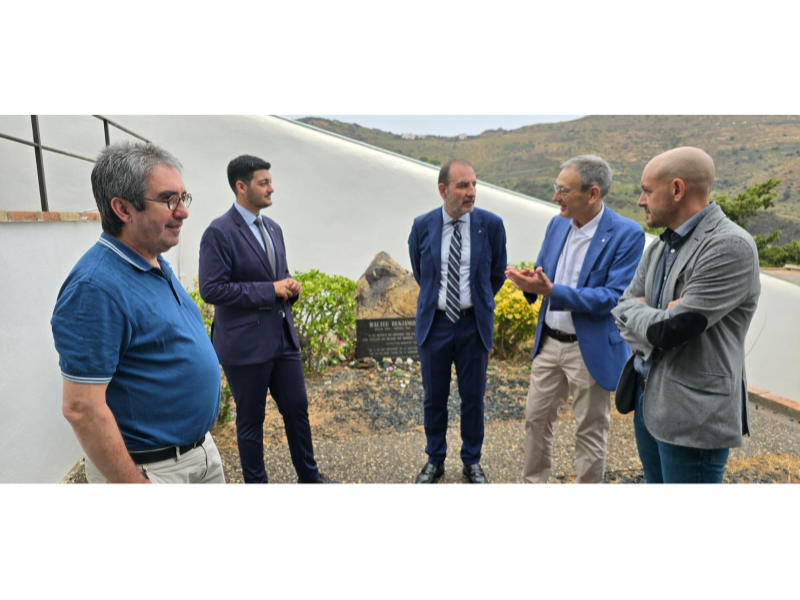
0 221 101 483
744 273 800 403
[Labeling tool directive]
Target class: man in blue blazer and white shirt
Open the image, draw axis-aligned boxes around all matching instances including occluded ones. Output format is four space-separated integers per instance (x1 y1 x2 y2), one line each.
409 159 507 483
507 155 644 483
199 155 331 483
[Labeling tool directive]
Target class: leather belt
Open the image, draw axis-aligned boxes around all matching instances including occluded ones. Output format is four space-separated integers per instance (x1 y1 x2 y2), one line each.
543 324 577 343
129 435 206 465
637 375 647 391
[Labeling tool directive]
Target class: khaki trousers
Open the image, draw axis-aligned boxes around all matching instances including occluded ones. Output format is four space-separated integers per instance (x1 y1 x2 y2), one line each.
85 432 226 484
522 335 610 483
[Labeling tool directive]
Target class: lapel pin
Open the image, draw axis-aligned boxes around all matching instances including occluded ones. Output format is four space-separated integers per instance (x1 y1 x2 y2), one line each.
478 229 482 234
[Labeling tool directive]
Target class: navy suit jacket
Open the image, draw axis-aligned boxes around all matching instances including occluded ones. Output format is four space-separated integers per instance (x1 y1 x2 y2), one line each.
526 206 645 391
409 207 507 352
199 205 299 366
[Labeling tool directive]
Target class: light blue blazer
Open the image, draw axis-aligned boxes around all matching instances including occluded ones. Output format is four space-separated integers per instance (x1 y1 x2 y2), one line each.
526 206 645 391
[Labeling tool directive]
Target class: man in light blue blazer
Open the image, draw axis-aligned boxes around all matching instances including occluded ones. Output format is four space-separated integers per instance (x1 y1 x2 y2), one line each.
409 159 507 483
507 155 644 483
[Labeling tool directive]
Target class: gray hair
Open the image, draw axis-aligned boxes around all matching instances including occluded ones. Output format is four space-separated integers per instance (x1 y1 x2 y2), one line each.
91 141 183 236
560 155 612 200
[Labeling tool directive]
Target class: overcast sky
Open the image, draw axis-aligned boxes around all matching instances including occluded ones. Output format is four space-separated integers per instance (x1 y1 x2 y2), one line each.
282 115 584 137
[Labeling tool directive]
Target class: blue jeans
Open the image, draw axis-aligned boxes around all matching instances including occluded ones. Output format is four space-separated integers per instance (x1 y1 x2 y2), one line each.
633 384 729 483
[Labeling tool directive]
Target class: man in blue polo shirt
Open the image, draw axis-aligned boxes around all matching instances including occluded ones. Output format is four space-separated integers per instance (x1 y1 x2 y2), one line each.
51 142 225 484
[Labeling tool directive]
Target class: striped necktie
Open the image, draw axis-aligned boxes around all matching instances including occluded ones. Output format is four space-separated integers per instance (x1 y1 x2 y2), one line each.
255 216 277 275
446 220 464 323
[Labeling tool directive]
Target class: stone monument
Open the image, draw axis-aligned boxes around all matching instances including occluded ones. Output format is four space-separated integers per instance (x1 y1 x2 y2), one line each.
355 252 419 360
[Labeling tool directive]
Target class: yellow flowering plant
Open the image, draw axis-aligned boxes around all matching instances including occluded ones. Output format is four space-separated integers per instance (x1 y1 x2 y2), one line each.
493 262 542 359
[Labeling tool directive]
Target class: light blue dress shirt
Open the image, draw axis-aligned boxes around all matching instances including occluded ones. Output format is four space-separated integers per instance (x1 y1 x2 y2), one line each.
233 202 276 258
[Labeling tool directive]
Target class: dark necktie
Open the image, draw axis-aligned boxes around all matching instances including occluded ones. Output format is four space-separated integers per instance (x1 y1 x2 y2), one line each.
255 216 277 275
446 220 463 323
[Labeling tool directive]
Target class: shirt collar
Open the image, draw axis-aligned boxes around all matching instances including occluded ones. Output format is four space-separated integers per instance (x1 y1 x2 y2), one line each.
233 201 260 226
661 202 716 243
98 232 166 272
441 207 471 227
572 204 605 238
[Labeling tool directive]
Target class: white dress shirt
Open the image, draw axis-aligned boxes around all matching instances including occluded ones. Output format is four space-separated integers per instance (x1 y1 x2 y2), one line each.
437 208 473 311
545 205 605 334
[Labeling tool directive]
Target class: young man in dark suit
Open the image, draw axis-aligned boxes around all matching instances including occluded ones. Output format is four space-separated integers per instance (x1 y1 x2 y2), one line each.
199 155 331 483
408 159 507 483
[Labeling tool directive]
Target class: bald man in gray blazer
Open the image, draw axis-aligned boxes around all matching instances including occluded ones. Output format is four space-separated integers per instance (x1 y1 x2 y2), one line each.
613 147 761 483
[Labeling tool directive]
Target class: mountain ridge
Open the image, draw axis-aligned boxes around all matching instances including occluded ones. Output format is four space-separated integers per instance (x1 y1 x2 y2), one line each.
299 115 800 242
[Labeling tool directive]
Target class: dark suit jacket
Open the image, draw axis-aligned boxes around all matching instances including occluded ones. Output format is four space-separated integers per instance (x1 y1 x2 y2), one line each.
408 207 507 352
199 205 299 366
524 207 645 391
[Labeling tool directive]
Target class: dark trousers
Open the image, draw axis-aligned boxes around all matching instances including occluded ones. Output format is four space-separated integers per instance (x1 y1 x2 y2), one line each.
222 327 319 483
418 309 488 466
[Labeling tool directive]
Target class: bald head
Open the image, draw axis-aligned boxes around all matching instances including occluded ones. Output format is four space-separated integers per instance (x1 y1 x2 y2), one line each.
646 147 716 200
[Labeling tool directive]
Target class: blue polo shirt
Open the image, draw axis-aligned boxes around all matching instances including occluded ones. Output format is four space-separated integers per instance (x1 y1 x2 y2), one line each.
51 233 221 451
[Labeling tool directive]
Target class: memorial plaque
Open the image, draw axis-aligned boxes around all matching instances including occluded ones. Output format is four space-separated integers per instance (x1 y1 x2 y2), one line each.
356 318 418 360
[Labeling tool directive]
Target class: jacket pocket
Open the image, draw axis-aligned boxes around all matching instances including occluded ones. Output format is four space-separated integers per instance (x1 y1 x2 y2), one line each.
224 313 260 330
667 369 731 397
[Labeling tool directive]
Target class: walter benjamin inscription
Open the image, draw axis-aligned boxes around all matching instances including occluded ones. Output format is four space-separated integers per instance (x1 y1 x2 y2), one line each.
356 318 418 360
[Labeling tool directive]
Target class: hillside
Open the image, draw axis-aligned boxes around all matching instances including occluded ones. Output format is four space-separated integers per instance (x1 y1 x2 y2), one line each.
299 116 800 243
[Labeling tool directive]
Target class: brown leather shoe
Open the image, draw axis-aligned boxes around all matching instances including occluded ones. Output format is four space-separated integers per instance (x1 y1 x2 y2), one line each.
300 472 337 483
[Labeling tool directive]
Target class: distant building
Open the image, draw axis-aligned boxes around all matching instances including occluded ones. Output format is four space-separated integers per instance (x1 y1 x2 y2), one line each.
457 133 468 140
402 133 417 140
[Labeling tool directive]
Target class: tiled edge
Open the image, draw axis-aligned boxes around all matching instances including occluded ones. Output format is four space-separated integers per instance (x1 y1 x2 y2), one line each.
0 211 100 223
748 385 800 420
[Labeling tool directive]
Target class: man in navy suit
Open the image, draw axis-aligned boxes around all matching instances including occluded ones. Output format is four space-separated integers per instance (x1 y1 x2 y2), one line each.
507 155 644 483
409 159 507 483
199 155 331 483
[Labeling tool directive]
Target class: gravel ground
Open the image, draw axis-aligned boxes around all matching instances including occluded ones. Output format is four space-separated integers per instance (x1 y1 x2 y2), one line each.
64 356 800 484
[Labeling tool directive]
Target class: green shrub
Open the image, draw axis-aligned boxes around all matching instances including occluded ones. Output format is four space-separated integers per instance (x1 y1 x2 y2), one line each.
758 240 800 267
292 270 357 374
493 261 542 359
188 277 234 425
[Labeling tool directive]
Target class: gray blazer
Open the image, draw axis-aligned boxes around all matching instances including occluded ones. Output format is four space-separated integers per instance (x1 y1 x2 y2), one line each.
612 205 761 449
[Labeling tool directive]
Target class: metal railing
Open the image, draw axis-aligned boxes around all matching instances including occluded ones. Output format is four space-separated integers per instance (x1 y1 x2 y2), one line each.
0 115 150 211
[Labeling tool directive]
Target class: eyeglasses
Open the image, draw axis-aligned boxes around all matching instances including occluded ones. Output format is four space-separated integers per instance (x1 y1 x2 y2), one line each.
554 184 574 196
142 192 192 210
554 184 591 197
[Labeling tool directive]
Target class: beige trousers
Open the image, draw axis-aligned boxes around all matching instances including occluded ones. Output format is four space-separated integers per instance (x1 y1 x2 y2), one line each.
522 336 610 483
85 432 226 484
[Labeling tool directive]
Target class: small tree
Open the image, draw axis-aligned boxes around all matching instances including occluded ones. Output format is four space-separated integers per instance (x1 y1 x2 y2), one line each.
715 178 781 229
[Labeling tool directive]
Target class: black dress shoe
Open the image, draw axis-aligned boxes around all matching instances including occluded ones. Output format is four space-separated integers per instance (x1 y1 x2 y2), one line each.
302 472 338 483
463 463 488 483
415 462 445 484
